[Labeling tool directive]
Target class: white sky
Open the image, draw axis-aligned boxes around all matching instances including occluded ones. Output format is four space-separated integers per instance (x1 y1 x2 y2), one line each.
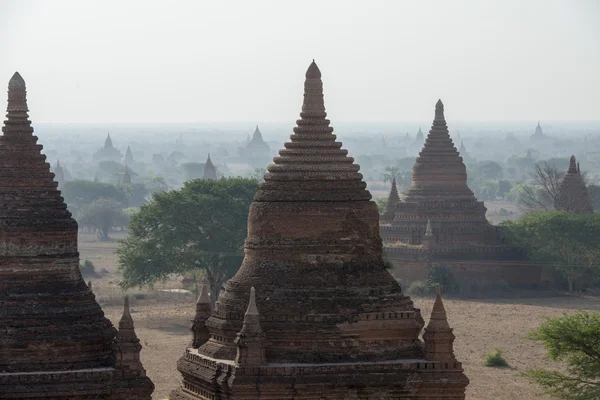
1 0 598 123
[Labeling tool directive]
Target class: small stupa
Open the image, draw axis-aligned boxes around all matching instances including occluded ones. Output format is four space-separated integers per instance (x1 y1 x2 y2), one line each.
201 153 218 180
557 155 594 213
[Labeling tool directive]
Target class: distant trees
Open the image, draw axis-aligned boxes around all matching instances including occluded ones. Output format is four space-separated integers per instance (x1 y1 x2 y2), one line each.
502 211 600 291
524 311 600 400
79 198 129 239
181 163 205 181
117 178 259 302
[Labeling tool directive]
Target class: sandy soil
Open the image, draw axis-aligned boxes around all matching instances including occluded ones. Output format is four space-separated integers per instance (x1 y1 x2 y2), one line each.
80 233 600 400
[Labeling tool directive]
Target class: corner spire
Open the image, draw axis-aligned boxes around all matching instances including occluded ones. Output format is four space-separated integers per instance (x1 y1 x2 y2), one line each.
120 295 133 329
383 177 400 223
191 281 212 348
114 295 151 381
425 219 433 237
234 287 267 365
245 286 259 316
423 284 456 362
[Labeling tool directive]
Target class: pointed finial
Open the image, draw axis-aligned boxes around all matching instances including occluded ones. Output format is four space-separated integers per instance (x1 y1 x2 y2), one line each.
245 287 259 316
435 99 445 121
577 162 581 174
207 153 211 160
7 72 29 113
9 72 26 88
123 295 131 317
197 282 211 305
569 155 577 173
305 60 321 79
436 283 441 297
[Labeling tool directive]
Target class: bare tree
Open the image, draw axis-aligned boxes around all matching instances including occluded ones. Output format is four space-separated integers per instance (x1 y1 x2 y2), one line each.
519 162 589 212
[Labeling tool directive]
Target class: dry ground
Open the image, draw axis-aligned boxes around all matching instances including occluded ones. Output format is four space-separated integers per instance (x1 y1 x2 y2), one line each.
80 233 600 400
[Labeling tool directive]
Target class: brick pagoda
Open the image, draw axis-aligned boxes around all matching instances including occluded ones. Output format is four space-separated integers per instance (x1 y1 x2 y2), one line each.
380 100 543 287
170 61 469 399
0 72 153 399
202 154 218 180
557 155 594 213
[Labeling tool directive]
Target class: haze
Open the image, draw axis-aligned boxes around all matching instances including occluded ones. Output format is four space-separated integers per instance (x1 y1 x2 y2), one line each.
1 0 599 123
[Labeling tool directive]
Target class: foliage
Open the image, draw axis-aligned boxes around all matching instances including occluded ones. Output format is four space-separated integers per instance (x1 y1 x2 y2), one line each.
79 259 96 276
502 212 600 291
251 168 266 182
381 166 400 183
407 280 435 296
498 180 513 198
427 264 460 294
181 163 205 181
146 176 169 197
588 184 600 210
119 183 149 207
375 197 388 213
117 178 259 302
523 312 600 400
62 180 127 212
79 198 130 239
484 348 509 367
479 160 504 180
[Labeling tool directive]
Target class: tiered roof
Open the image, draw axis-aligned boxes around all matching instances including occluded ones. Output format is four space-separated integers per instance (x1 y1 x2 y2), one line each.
557 155 594 213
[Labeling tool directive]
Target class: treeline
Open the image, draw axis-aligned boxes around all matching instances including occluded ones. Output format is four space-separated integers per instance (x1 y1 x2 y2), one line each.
62 177 168 238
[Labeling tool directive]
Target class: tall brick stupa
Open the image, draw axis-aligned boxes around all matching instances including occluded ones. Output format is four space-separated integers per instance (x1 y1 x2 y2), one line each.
0 72 153 399
170 61 468 399
380 100 542 287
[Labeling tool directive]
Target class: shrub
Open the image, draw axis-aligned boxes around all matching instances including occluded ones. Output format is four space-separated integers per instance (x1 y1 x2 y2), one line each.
79 259 96 276
427 264 460 294
407 280 435 296
484 348 509 367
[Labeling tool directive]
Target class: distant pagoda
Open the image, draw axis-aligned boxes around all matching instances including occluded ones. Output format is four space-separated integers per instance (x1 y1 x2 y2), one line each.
93 132 123 163
557 155 594 213
0 72 153 399
381 100 542 287
201 153 218 180
242 125 270 166
170 61 468 399
124 145 135 164
415 126 425 142
531 121 547 140
53 159 65 187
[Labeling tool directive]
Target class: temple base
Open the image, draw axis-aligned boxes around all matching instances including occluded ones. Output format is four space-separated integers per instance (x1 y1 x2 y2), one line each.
170 350 468 400
0 368 153 399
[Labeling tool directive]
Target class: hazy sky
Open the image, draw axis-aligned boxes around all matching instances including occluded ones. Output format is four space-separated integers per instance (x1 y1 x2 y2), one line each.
1 0 598 123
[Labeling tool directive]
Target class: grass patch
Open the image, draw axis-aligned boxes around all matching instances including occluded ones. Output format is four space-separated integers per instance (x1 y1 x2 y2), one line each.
484 348 509 367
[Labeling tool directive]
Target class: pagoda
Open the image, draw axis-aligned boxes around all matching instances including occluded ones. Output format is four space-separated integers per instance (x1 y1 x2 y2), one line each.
0 72 153 399
201 154 218 180
415 127 425 142
93 132 123 163
381 100 542 287
530 121 547 141
53 159 65 187
170 61 468 399
242 125 270 166
124 145 135 164
557 155 594 213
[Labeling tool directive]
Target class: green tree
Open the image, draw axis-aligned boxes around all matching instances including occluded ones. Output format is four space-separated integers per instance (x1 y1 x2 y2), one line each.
375 197 388 213
382 166 400 183
502 212 600 291
479 161 504 180
62 180 126 213
117 177 259 302
78 197 129 239
498 180 513 198
251 168 266 182
119 183 149 207
524 311 600 400
588 185 600 210
146 176 168 196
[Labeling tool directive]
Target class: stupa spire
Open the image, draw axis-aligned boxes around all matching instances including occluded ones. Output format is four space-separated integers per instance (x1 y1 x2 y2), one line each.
234 287 266 365
191 281 212 348
423 284 456 362
202 153 217 180
425 219 433 237
422 219 436 249
383 177 400 222
404 99 476 202
114 296 152 381
255 60 369 202
568 155 577 173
